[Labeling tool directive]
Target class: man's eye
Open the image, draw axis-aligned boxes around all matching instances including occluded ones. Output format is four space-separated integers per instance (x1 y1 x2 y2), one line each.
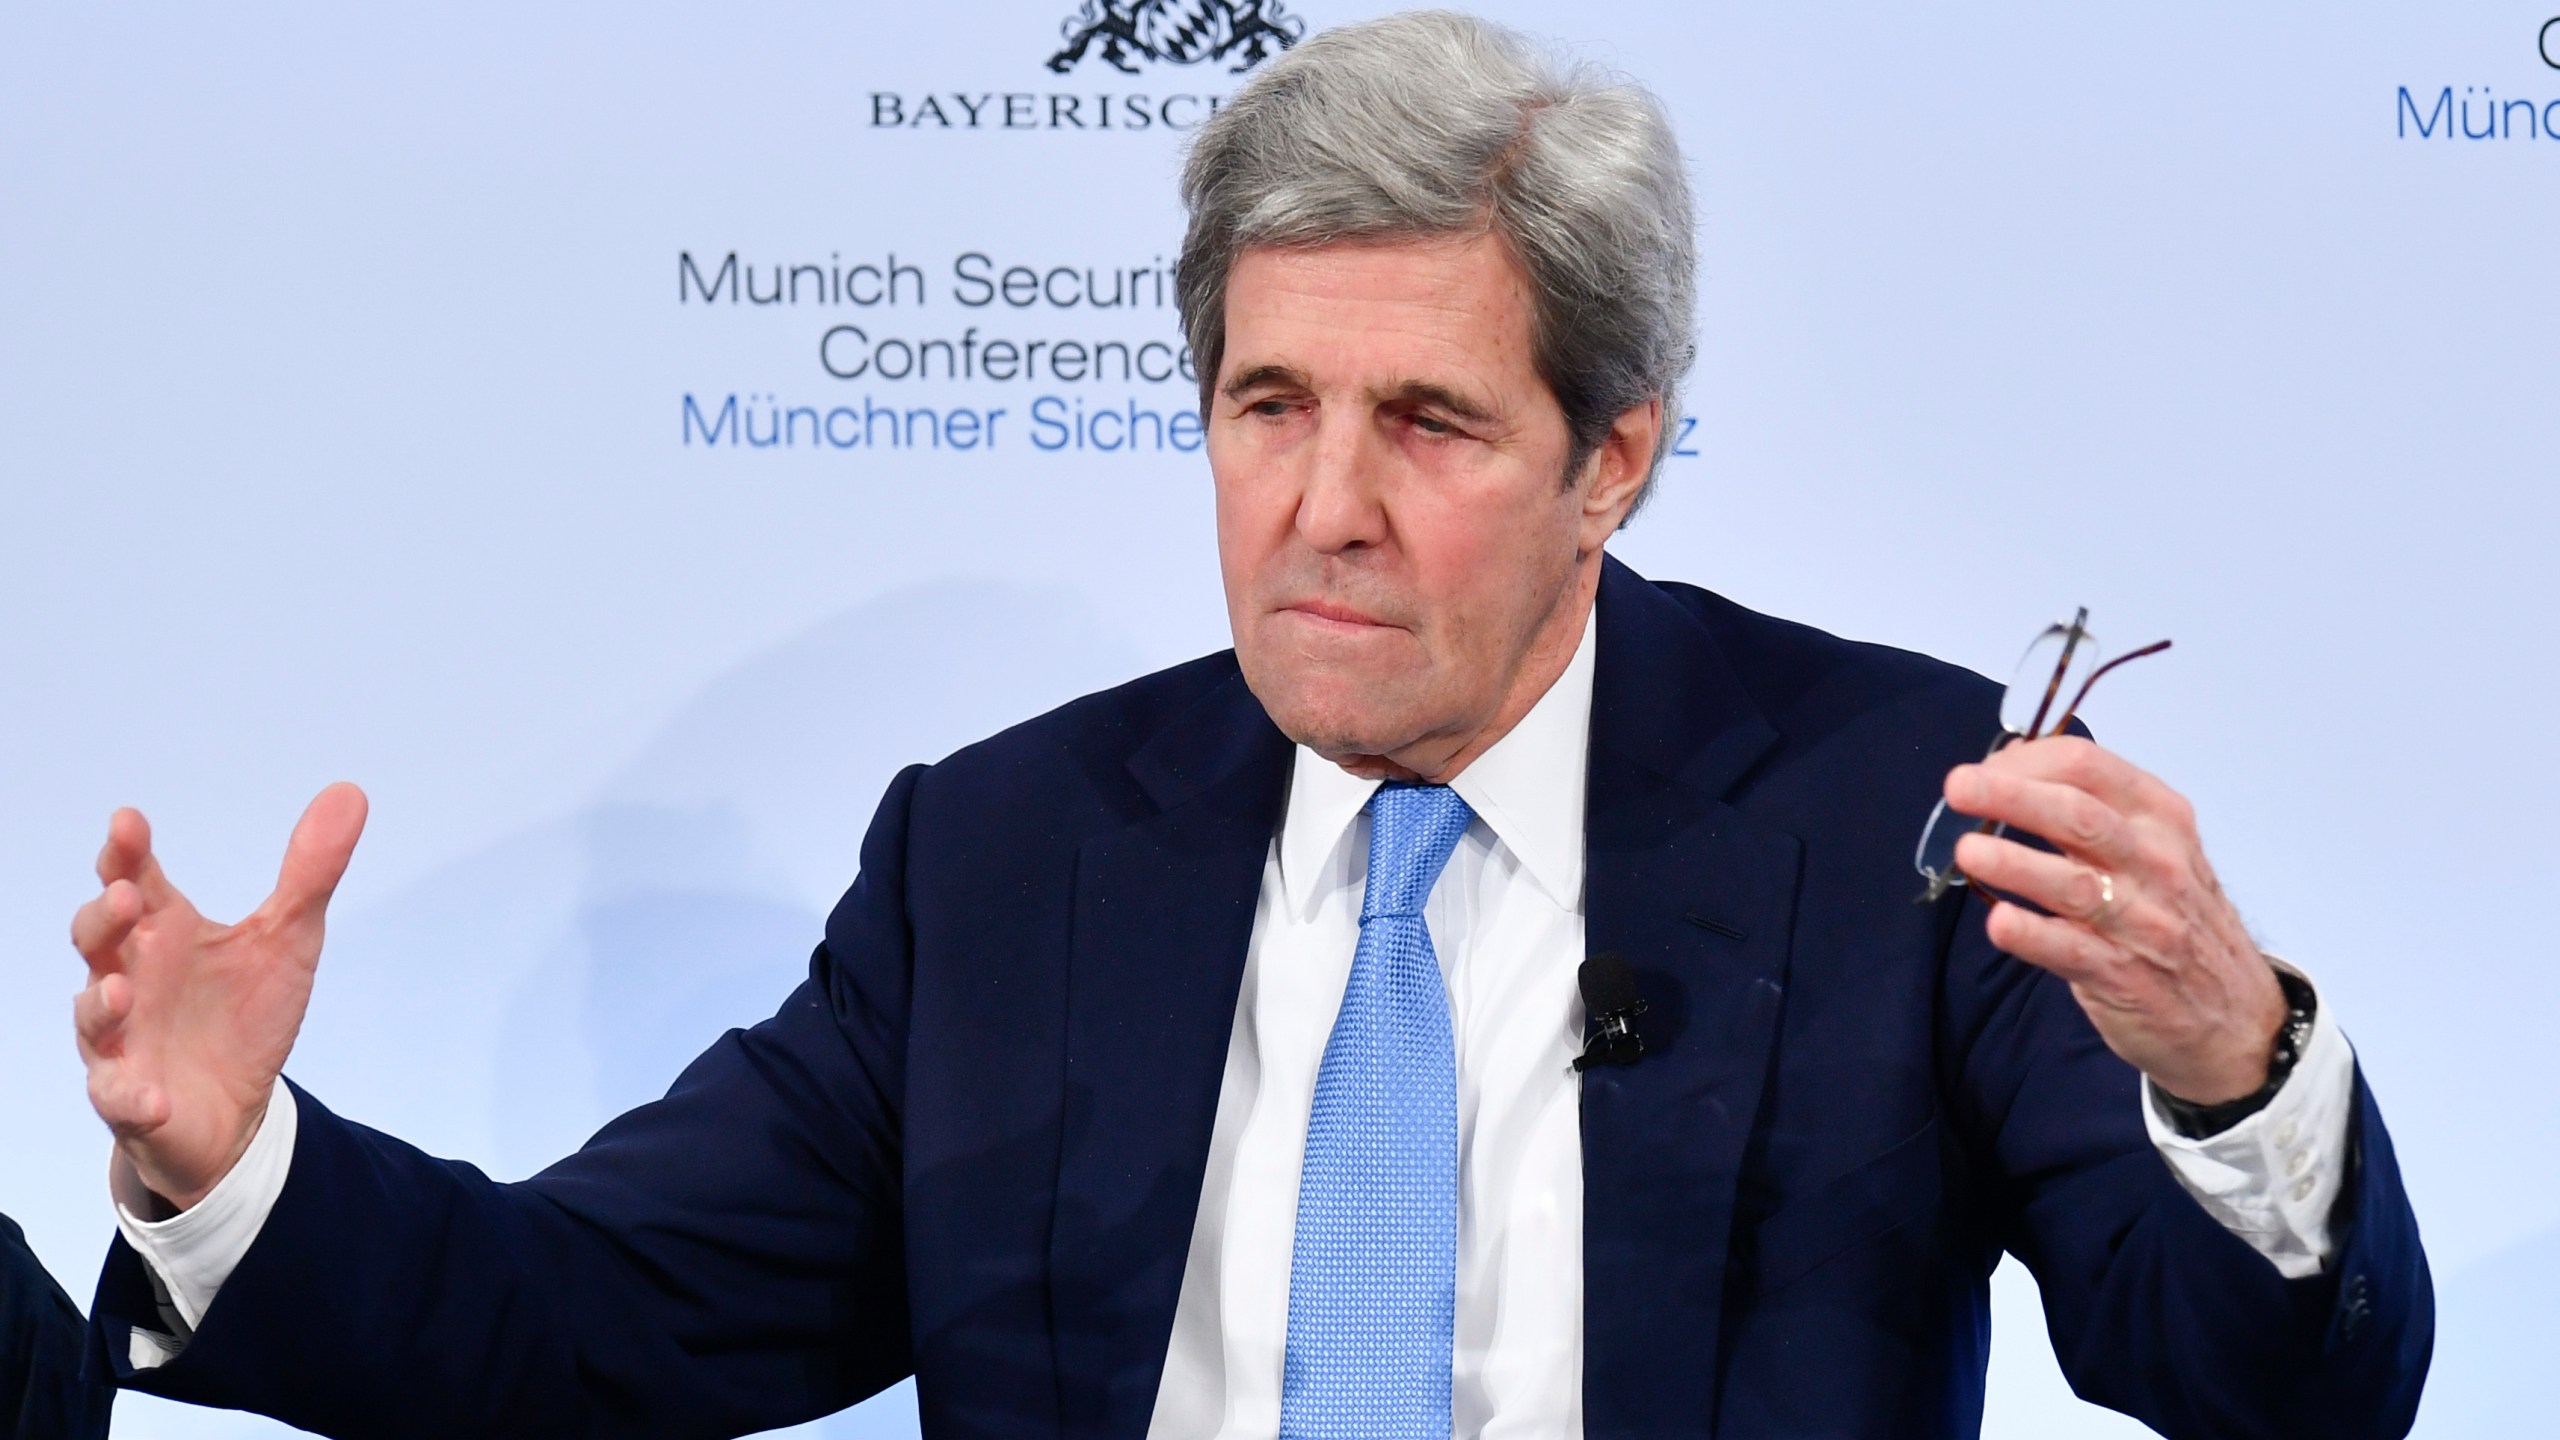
1411 414 1457 436
1248 399 1293 417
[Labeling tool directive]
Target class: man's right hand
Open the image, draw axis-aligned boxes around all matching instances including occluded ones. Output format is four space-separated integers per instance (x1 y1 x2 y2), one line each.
70 785 368 1212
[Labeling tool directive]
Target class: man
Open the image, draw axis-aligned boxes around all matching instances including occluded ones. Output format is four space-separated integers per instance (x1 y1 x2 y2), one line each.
67 13 2427 1438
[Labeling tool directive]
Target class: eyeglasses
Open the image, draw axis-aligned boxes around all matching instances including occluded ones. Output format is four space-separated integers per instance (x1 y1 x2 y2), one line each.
1913 608 2171 904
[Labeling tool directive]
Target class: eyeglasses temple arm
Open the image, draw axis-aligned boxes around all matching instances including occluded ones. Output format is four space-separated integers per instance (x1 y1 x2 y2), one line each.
2050 639 2173 735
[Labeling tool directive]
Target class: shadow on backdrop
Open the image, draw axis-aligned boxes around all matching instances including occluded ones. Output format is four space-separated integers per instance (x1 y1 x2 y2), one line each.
2413 1224 2559 1438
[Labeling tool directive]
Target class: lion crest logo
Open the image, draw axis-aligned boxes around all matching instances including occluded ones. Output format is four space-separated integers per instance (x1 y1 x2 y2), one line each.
1047 0 1308 74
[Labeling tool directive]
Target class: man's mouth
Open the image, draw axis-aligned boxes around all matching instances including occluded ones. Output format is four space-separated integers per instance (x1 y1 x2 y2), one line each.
1283 597 1395 631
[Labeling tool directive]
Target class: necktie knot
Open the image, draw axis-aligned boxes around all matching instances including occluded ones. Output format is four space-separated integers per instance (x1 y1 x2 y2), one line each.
1360 783 1476 921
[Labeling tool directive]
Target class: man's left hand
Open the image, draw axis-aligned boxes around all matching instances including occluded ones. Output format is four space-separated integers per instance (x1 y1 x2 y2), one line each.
1947 736 2284 1105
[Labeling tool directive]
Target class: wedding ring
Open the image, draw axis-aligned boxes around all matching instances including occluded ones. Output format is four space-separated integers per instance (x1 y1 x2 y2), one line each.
2091 870 2117 923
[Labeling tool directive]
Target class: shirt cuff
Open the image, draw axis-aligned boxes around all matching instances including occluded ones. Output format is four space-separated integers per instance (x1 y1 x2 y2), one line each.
2142 959 2353 1280
113 1081 298 1363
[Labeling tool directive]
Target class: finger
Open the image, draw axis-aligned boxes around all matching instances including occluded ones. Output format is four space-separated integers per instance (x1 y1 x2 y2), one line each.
266 782 369 924
69 882 144 968
85 1065 169 1137
1980 735 2188 824
94 808 179 908
1983 900 2122 987
73 972 135 1057
1946 762 2137 870
1954 832 2115 924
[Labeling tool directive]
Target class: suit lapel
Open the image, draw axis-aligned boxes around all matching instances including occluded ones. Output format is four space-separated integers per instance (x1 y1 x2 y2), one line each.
1048 668 1292 1440
1581 558 1800 1439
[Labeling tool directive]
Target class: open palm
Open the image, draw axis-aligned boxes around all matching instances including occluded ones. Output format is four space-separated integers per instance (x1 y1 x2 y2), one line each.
70 784 367 1210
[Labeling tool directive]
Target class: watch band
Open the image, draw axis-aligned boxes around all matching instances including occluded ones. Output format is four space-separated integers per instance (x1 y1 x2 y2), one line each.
2153 966 2318 1140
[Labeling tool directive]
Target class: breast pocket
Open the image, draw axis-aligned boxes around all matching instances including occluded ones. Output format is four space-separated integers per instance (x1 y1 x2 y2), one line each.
1741 1113 1946 1299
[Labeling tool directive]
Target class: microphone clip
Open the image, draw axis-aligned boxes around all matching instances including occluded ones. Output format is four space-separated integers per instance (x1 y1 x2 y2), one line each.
1574 953 1650 1072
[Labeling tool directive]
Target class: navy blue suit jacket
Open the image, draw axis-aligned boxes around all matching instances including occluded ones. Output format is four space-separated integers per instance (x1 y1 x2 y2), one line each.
4 1212 110 1440
93 560 2431 1438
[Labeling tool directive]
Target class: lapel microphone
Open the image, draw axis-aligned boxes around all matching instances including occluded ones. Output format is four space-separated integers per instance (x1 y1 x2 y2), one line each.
1574 953 1649 1071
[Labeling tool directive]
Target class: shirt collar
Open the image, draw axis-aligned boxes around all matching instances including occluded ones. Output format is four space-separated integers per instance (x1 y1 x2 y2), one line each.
1275 605 1595 917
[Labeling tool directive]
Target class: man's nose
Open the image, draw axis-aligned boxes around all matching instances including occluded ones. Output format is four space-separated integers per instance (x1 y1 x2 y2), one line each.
1292 414 1388 555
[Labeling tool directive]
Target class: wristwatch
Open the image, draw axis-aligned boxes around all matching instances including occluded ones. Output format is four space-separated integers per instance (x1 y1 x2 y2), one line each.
2152 965 2318 1140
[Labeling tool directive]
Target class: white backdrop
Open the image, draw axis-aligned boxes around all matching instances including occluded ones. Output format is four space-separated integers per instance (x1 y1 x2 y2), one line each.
4 3 2554 1436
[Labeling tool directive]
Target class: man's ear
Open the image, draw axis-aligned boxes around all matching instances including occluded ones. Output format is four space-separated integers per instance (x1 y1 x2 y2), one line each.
1576 396 1662 541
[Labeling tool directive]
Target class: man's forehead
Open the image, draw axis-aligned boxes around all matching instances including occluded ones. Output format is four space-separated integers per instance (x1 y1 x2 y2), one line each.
1220 237 1538 397
1227 234 1532 314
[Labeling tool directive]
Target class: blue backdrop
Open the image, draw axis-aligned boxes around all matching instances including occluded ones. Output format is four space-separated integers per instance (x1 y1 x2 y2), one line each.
3 3 2553 1435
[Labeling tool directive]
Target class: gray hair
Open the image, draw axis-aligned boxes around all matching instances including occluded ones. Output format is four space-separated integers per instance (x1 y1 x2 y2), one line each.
1177 9 1696 517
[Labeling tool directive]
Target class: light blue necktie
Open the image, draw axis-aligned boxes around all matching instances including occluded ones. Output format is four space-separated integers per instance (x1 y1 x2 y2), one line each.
1280 781 1474 1440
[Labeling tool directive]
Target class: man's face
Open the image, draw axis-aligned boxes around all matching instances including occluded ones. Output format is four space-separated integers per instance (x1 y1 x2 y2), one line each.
1208 233 1651 778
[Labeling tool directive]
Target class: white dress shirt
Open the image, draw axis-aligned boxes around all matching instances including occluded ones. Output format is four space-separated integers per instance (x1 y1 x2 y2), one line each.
121 608 2359 1417
1147 612 1605 1440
